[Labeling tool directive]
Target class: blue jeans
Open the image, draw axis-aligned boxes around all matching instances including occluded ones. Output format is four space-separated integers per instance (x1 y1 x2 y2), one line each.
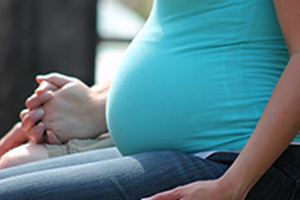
0 146 299 200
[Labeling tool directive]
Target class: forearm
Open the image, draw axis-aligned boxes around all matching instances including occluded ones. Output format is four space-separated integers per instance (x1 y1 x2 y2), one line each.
90 79 112 133
91 79 112 97
219 53 300 198
0 123 30 158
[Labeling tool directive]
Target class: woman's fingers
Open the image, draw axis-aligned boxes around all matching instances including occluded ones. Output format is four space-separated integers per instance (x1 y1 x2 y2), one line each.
35 81 58 95
20 110 61 144
21 108 45 131
36 73 73 88
27 122 46 144
145 189 180 200
20 109 29 120
46 130 62 145
26 90 54 110
28 126 62 145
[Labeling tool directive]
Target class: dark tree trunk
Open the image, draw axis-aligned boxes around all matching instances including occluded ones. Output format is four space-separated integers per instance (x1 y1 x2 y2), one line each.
0 0 97 137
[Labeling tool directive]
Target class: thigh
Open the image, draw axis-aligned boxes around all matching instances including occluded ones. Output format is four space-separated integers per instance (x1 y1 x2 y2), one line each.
0 147 122 180
0 151 229 200
0 143 49 170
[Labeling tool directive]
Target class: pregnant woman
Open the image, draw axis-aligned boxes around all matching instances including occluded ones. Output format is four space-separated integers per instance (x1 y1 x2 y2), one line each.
0 0 299 199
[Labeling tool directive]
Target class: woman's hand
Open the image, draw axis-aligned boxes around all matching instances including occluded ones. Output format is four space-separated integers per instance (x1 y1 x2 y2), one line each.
0 83 59 159
21 73 108 143
19 80 61 144
144 179 246 200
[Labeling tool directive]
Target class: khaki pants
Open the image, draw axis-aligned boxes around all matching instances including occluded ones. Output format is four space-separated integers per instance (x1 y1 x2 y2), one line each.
45 134 114 158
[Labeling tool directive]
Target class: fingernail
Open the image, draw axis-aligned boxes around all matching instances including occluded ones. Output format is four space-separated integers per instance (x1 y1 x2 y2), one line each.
36 123 43 133
44 91 54 99
35 109 44 118
36 74 46 79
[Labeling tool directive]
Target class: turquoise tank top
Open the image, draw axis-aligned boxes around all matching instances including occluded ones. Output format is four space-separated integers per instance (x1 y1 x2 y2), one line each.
106 0 300 155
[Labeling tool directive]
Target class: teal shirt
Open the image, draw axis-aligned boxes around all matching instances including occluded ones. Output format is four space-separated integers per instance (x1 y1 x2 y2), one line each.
107 0 300 155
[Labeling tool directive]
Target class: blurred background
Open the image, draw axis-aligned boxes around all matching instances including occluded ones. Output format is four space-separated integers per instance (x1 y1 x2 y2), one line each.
0 0 152 138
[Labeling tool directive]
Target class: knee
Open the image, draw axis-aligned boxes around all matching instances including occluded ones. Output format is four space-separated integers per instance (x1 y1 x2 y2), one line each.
0 149 21 169
0 143 49 170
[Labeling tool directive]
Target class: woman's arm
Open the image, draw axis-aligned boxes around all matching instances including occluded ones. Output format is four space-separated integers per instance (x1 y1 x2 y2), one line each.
219 50 300 198
219 0 300 196
148 1 300 199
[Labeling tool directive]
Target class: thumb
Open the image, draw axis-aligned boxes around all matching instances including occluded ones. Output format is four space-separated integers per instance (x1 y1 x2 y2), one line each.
46 130 62 145
36 73 74 88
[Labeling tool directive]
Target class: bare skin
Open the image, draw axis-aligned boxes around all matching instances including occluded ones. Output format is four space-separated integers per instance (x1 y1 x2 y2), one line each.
21 73 109 143
0 142 49 170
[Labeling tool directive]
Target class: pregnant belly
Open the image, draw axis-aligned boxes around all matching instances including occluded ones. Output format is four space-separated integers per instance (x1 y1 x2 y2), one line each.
106 41 242 155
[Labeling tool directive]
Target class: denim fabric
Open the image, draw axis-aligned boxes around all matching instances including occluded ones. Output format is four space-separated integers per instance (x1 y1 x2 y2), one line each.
207 146 300 200
246 145 300 200
0 147 123 181
0 146 299 200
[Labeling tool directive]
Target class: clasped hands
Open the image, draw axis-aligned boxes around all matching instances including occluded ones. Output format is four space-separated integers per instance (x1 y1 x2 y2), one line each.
0 73 107 157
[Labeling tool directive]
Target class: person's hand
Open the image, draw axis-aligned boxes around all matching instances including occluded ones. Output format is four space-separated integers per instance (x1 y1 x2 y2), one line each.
0 121 58 159
0 123 30 158
21 73 107 143
0 79 64 158
19 80 62 144
143 179 246 200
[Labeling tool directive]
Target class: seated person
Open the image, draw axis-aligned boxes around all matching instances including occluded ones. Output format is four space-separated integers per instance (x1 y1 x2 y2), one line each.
0 74 114 169
0 0 299 199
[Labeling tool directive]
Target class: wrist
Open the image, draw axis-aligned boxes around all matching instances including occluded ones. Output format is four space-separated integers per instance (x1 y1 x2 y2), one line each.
216 174 249 200
90 80 111 95
96 96 108 133
89 90 108 135
89 82 111 134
